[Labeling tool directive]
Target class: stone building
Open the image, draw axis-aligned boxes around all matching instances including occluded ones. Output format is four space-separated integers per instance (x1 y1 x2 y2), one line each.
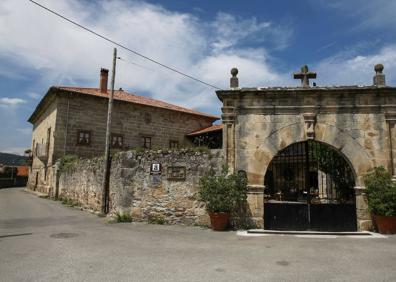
27 68 219 194
216 64 395 231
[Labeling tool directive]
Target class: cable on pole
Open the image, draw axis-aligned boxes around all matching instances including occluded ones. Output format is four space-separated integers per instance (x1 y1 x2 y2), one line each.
29 0 222 90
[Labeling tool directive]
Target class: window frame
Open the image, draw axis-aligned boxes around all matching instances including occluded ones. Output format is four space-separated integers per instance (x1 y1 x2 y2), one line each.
143 136 152 149
169 140 179 149
111 133 124 149
77 130 92 146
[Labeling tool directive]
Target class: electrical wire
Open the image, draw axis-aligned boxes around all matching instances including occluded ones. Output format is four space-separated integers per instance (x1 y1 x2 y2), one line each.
117 57 156 72
29 0 222 90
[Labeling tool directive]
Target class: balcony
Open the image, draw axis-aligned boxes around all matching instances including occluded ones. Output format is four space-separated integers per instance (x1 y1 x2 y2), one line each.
35 143 48 162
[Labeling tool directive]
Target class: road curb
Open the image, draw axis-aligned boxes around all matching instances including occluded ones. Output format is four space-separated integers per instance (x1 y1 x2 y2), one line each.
23 188 49 198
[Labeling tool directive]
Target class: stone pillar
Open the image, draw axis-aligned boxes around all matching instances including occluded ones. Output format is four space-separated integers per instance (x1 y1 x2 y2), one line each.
247 185 264 228
385 113 396 180
354 186 372 231
221 104 236 173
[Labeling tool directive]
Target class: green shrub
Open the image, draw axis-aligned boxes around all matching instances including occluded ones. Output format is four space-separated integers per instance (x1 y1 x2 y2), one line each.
147 214 166 225
116 212 133 223
59 154 79 171
199 166 247 213
363 166 396 216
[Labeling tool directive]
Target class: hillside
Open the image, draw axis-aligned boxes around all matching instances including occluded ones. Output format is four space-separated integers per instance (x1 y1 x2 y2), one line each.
0 152 28 166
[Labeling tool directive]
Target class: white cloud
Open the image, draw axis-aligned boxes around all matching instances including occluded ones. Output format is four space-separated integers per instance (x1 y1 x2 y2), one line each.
0 0 291 114
27 92 42 99
314 44 396 86
314 0 396 30
0 97 27 106
209 13 291 53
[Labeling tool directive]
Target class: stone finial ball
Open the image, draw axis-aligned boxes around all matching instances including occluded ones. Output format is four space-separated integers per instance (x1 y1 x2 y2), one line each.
375 64 384 73
231 68 238 77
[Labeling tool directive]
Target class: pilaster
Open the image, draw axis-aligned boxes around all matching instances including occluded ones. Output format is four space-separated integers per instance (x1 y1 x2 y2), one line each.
354 186 372 231
385 113 396 180
222 105 236 173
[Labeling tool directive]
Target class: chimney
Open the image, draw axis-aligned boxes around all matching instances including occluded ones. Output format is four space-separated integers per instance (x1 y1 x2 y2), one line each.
100 68 109 93
373 64 386 87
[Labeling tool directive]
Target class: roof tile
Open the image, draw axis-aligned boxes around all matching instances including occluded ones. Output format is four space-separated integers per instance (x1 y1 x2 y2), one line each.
57 87 219 120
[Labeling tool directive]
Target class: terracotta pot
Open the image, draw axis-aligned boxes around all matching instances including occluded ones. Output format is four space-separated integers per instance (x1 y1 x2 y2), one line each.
373 214 396 234
209 212 230 231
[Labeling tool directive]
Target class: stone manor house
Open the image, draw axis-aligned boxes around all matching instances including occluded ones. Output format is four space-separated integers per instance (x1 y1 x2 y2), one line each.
27 68 219 194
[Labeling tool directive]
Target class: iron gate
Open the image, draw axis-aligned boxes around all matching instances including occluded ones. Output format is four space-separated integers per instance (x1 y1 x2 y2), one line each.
264 140 357 231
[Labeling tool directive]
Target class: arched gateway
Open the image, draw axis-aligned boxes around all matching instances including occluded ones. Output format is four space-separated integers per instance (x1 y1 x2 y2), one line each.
216 64 396 231
264 140 356 231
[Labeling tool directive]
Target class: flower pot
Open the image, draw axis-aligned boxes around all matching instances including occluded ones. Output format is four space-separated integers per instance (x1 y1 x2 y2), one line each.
209 212 230 231
373 214 396 234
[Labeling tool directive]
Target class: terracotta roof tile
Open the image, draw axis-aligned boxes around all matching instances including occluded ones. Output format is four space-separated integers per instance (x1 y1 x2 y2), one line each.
56 87 219 120
187 124 223 136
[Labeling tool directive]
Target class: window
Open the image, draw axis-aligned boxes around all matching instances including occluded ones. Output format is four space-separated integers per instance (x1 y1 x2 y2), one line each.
169 140 179 149
111 134 124 148
143 136 151 149
77 130 91 145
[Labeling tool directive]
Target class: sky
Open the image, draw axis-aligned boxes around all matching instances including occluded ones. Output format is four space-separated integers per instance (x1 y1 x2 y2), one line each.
1 0 396 155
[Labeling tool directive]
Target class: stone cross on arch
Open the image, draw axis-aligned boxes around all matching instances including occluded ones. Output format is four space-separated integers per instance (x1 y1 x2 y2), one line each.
293 65 317 88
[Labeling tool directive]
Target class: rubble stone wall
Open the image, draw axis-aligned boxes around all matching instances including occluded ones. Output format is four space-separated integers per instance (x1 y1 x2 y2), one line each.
58 149 223 226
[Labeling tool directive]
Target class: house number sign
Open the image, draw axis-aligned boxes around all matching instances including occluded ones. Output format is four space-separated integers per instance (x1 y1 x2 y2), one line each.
150 163 162 175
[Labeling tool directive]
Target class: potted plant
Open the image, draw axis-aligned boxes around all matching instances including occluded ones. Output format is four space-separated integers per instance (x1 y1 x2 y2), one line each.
363 166 396 234
199 166 247 231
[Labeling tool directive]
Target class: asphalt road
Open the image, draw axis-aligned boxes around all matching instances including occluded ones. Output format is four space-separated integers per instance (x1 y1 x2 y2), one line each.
1 187 396 282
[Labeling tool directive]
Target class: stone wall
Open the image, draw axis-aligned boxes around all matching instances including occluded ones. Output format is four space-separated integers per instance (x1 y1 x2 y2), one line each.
56 92 216 159
28 95 58 194
58 149 223 226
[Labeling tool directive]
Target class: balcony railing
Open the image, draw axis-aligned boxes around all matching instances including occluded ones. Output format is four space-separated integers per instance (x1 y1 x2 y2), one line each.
35 143 48 161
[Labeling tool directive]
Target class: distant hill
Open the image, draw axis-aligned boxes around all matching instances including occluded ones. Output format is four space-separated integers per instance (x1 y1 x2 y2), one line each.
0 152 28 166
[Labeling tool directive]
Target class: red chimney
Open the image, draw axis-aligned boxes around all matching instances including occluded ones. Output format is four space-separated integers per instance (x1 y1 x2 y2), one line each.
100 68 109 94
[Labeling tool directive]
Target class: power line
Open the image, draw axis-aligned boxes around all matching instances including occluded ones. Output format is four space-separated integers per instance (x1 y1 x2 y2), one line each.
118 57 156 72
28 0 222 90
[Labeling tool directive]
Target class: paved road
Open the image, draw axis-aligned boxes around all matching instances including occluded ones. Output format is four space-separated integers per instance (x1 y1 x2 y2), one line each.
1 187 396 282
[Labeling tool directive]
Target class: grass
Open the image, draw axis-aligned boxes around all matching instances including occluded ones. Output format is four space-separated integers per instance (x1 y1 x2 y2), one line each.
116 212 133 223
147 214 166 225
60 197 80 207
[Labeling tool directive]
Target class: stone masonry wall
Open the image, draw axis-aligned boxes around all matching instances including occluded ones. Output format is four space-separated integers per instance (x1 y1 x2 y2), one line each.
58 149 223 226
28 96 58 194
55 93 215 160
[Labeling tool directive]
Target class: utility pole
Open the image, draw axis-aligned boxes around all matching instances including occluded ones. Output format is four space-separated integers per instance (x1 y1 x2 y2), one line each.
101 47 117 214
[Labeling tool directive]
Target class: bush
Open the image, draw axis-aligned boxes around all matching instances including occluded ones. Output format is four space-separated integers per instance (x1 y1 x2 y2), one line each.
116 212 133 223
363 166 396 216
147 214 166 224
59 154 79 171
199 166 247 213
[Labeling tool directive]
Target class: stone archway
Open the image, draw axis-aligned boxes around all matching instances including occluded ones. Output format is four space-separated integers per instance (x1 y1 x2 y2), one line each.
263 139 357 231
217 70 396 231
